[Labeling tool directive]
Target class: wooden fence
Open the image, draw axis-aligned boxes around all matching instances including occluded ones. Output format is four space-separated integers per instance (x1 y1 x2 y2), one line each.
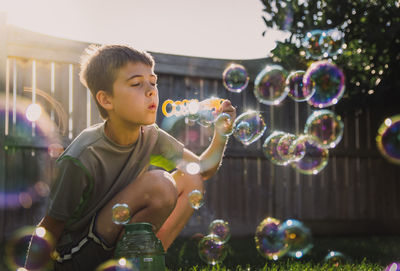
0 14 399 246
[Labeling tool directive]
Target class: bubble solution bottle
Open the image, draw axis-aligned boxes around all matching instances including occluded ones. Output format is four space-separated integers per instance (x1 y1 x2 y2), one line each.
114 223 165 271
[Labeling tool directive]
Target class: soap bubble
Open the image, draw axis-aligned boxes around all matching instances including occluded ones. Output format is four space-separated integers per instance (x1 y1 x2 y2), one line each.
303 30 326 59
196 109 215 127
112 203 131 225
321 29 345 57
254 65 288 105
286 70 315 102
279 219 313 258
304 110 344 148
255 217 288 260
222 63 249 93
233 111 267 146
384 262 400 271
208 219 231 243
215 113 234 137
188 189 204 210
196 97 224 127
95 258 134 271
198 234 227 265
303 60 346 108
5 226 55 270
263 131 290 166
291 135 329 175
277 133 302 162
376 115 400 165
324 251 349 266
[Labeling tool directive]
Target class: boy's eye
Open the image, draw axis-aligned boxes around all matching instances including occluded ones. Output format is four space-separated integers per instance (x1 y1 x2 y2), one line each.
131 83 140 87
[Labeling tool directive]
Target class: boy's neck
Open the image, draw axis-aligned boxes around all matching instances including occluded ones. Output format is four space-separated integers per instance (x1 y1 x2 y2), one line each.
104 120 141 146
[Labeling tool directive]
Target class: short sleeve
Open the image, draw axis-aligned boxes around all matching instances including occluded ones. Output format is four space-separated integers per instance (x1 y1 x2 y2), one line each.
150 127 185 171
48 156 91 222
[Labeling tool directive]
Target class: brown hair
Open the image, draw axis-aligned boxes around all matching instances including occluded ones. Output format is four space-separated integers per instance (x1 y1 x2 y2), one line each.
79 44 155 119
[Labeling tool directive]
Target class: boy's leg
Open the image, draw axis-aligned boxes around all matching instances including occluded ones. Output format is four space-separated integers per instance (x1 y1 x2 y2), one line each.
95 170 178 246
156 170 204 250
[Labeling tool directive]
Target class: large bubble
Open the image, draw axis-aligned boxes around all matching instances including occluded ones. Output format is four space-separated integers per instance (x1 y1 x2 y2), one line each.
286 70 315 102
254 65 288 105
376 115 400 165
232 111 267 146
303 30 326 59
303 60 346 108
208 219 231 243
254 217 288 260
222 63 249 93
188 189 205 210
198 234 227 265
263 131 290 166
291 135 329 175
279 219 313 259
304 110 344 148
6 226 55 270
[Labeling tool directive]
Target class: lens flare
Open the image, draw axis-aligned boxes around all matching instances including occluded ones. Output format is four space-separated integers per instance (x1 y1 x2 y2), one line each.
304 110 344 148
233 111 267 146
254 65 288 105
254 217 288 260
376 115 400 165
198 234 227 265
222 63 249 93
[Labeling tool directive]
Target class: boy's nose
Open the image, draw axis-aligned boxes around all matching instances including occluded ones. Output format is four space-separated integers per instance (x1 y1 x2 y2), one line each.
146 85 157 97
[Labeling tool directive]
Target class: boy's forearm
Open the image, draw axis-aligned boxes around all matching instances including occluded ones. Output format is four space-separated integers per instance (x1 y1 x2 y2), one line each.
199 130 229 180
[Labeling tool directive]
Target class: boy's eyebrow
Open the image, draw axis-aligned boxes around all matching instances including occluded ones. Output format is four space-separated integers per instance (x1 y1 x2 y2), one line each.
126 74 158 81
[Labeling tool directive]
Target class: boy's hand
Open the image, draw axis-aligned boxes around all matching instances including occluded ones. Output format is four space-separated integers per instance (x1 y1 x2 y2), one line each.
215 100 236 137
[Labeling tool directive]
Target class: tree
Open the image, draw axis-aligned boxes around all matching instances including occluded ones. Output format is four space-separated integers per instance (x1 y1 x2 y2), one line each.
260 0 400 111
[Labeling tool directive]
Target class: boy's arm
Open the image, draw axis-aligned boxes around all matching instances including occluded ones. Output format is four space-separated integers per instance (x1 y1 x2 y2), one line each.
182 100 236 180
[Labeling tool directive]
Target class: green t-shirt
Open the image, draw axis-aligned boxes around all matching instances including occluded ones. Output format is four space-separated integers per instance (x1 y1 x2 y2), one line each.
48 122 184 237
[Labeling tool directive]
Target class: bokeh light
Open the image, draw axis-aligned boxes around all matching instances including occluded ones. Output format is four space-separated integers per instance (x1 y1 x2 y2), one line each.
112 203 131 225
254 217 288 260
188 189 205 210
5 226 55 270
222 63 249 93
25 103 42 122
233 111 267 146
291 135 329 175
303 60 346 108
286 70 315 102
376 115 400 165
384 262 400 271
208 219 231 243
304 110 344 148
198 234 227 265
263 131 290 166
95 258 134 271
254 65 288 105
186 162 201 175
279 219 313 258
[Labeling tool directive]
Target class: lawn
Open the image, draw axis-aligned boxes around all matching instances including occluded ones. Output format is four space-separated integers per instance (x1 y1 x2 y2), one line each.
165 235 400 270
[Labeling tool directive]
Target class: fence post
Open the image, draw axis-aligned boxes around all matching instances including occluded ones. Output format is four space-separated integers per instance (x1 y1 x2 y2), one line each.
0 12 7 244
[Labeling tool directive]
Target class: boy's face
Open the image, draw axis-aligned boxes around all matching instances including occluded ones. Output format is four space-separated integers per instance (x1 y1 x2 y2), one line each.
108 61 158 126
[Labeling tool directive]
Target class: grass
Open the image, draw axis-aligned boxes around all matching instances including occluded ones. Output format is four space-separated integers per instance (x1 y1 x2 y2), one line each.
165 235 400 270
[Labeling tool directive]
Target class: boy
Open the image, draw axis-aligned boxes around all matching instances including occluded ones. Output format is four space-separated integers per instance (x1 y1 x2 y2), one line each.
28 44 236 270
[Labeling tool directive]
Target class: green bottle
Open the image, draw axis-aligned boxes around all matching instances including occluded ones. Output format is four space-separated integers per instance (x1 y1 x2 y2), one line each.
114 222 166 271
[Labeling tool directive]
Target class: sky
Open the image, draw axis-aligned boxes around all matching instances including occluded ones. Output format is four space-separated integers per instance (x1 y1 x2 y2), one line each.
0 0 289 59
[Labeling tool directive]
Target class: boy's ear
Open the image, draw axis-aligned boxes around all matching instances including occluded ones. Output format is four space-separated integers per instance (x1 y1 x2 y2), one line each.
96 90 113 111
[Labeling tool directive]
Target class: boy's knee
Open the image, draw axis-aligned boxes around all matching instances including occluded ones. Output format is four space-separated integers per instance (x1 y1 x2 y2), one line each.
145 170 178 210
